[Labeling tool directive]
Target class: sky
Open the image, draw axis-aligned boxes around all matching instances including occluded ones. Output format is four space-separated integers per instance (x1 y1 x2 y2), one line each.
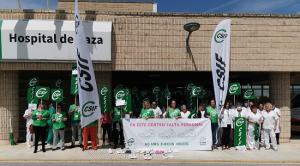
0 0 300 14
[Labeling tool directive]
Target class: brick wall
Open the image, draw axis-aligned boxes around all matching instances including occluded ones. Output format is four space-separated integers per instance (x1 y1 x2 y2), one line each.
270 72 291 143
0 71 19 144
0 11 300 72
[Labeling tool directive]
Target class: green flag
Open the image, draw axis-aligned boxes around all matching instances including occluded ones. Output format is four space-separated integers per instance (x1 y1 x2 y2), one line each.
28 77 39 87
229 83 241 95
100 86 111 113
163 85 171 100
243 89 256 100
234 117 247 147
51 89 63 103
191 86 201 97
35 86 50 100
70 67 78 95
27 87 38 104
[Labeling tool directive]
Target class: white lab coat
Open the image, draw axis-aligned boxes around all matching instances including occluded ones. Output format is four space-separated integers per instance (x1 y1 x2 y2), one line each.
219 108 234 128
261 111 278 150
23 108 34 147
153 106 162 118
180 111 191 119
273 107 281 134
247 112 262 150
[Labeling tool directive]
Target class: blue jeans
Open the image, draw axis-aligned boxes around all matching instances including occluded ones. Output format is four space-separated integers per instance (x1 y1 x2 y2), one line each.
211 123 219 145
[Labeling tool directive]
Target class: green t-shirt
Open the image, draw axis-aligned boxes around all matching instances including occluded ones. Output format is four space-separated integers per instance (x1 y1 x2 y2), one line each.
32 109 50 127
52 112 66 130
113 107 123 122
206 106 218 123
140 108 155 119
68 104 81 123
166 108 181 119
47 106 56 127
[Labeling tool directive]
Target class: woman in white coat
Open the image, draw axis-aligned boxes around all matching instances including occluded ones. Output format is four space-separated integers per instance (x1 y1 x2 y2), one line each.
261 103 278 151
247 105 262 150
219 102 234 150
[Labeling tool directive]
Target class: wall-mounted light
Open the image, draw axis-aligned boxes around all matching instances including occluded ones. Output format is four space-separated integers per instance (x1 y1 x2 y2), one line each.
184 22 200 54
183 22 200 71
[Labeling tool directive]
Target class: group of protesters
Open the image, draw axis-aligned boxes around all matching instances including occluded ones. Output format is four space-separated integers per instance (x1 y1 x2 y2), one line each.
23 97 281 153
136 98 281 151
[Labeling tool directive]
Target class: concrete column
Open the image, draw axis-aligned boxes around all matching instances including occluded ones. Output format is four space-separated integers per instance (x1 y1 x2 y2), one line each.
270 72 291 143
95 71 112 145
0 71 19 144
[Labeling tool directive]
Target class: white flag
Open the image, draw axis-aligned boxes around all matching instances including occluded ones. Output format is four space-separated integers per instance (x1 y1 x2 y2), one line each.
211 19 231 112
74 0 101 127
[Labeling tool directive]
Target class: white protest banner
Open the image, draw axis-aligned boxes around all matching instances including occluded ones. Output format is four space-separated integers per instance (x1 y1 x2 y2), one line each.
75 0 101 127
211 19 231 112
123 118 212 151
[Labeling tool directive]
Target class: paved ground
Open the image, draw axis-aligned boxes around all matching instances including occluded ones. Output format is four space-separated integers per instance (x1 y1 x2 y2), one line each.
0 143 300 164
0 164 299 166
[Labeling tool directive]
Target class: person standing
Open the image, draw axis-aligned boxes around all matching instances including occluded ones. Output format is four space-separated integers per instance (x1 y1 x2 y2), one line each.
68 101 82 148
151 101 162 118
83 120 98 151
273 105 281 145
191 103 208 119
101 112 112 146
164 100 181 119
47 102 56 145
247 105 262 150
32 103 49 153
52 105 67 151
23 105 35 148
261 103 278 151
112 105 125 149
206 99 218 149
180 105 191 119
219 102 233 150
140 99 155 119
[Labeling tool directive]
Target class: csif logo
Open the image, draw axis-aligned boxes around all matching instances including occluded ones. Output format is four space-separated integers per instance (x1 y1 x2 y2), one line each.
244 90 254 98
36 88 47 98
214 29 228 43
82 101 98 117
29 78 38 87
152 86 160 94
192 87 201 96
115 90 125 100
101 87 109 95
235 117 245 127
52 90 61 101
229 84 239 94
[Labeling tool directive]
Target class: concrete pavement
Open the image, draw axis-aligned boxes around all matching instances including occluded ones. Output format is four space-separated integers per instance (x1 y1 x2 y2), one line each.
0 143 300 164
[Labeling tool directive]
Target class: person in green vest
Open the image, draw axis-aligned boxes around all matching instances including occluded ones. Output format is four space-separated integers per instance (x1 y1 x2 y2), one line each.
139 99 155 119
52 105 67 151
164 100 181 119
112 105 125 149
206 99 219 149
68 97 82 148
47 102 56 145
32 103 49 153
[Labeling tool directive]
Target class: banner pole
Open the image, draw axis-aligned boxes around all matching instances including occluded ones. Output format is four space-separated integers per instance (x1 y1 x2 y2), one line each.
196 97 199 111
234 95 236 107
56 102 57 111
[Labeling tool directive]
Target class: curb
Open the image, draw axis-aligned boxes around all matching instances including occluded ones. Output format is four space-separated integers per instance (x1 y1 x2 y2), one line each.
1 159 300 164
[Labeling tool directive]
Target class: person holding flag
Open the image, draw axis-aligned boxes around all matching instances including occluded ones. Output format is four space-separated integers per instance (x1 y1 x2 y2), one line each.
164 100 181 119
247 105 263 150
206 99 218 149
32 103 49 153
47 102 56 145
139 99 155 119
68 97 82 148
52 105 67 151
112 105 125 149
